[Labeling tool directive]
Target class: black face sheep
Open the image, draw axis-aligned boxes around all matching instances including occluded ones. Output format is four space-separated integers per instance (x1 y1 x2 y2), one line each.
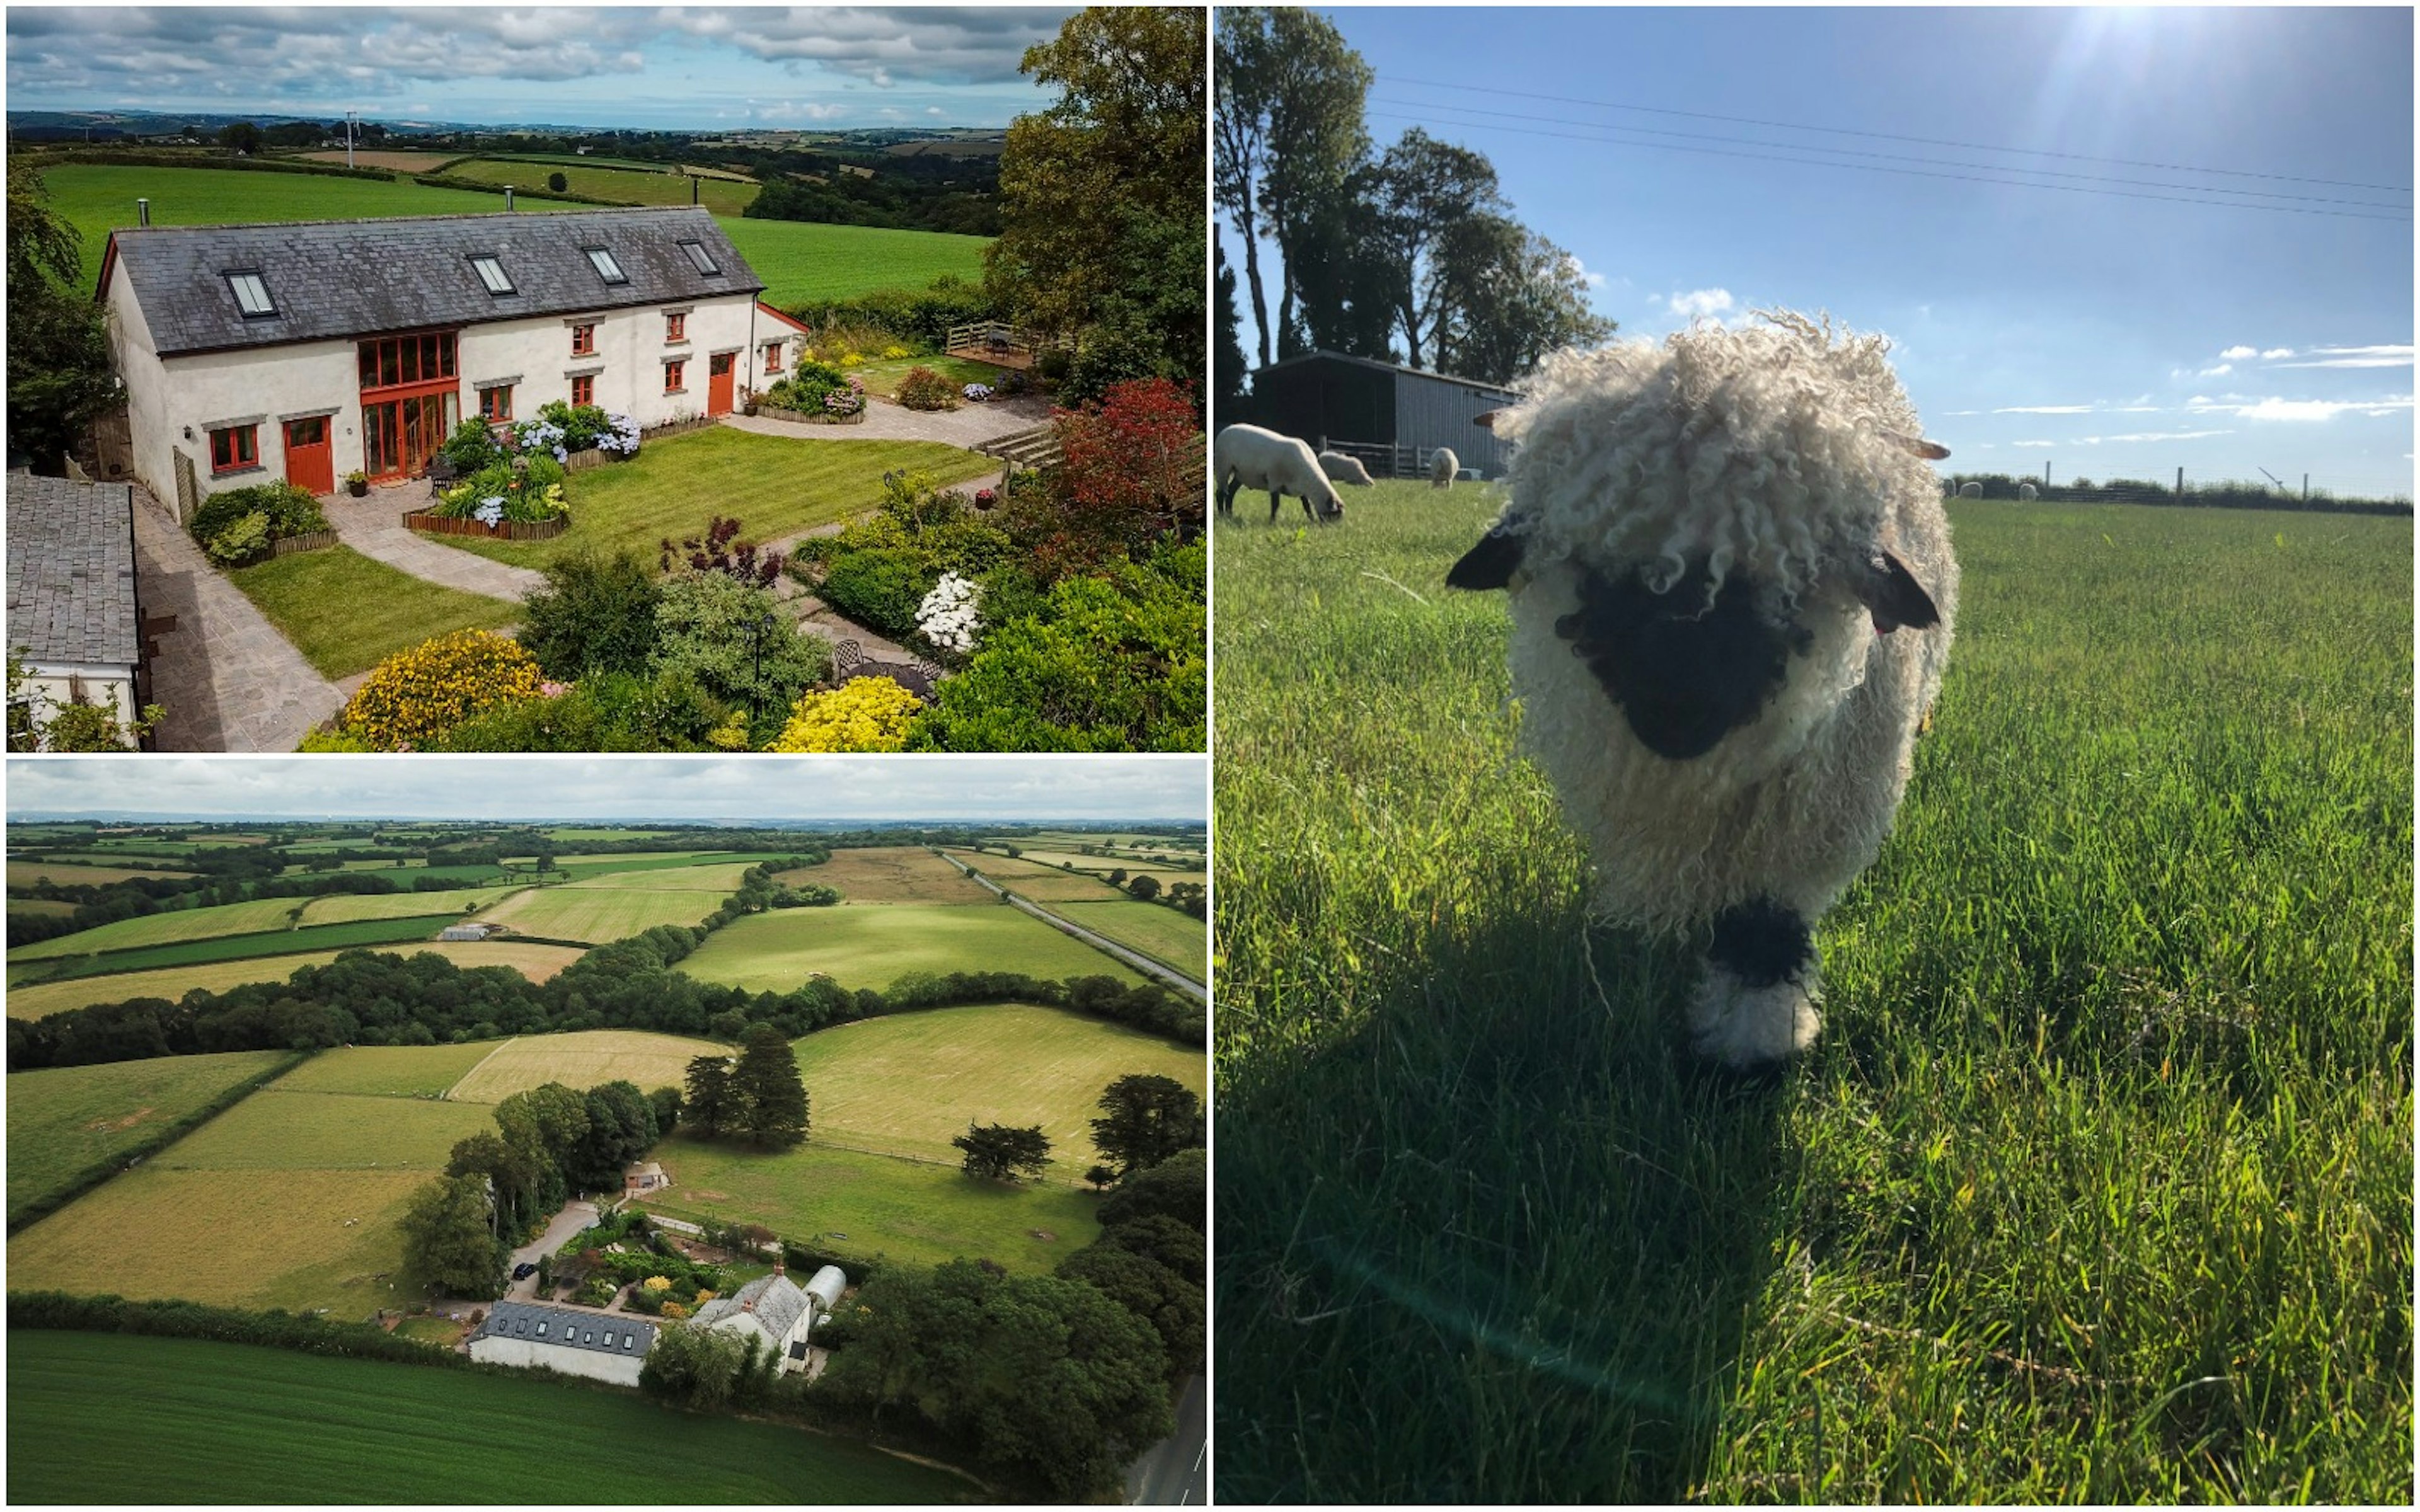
1447 311 1957 1067
1429 446 1460 488
1215 423 1345 522
1318 450 1378 488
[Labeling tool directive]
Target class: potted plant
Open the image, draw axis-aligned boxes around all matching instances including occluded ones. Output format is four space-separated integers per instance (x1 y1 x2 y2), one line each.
345 469 369 498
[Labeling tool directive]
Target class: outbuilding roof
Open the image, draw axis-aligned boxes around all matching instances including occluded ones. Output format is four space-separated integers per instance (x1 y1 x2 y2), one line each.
471 1302 657 1358
6 472 141 668
693 1270 809 1343
100 206 764 358
1252 347 1524 398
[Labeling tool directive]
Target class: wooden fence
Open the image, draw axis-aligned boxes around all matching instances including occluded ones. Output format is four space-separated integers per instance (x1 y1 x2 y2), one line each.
401 510 570 541
270 529 340 556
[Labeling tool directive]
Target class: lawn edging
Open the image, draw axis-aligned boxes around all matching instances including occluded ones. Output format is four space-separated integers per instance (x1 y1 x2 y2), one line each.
402 510 570 542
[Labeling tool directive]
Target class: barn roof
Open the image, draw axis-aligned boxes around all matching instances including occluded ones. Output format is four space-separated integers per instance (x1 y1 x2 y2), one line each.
471 1302 657 1358
100 207 763 358
6 472 141 669
693 1269 809 1341
1252 347 1523 398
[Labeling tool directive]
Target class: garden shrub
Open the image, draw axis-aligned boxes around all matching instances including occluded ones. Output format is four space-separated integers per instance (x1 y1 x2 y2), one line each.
518 551 661 681
764 677 923 753
516 402 637 459
1057 314 1169 409
432 672 739 753
895 365 959 411
338 630 546 750
814 548 931 640
296 726 375 753
435 418 506 476
203 511 270 566
433 454 568 524
1045 377 1202 568
189 481 328 554
650 572 827 737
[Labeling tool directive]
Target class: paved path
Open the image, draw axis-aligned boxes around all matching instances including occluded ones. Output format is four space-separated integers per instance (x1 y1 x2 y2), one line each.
505 1200 600 1300
130 486 344 752
721 392 1051 450
323 489 545 603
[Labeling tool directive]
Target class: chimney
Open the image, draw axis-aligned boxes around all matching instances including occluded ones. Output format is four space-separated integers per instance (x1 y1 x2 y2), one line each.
136 198 150 227
504 186 515 212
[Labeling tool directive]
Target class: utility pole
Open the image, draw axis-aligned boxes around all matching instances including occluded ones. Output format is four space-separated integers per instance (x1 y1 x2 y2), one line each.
2175 465 2184 501
345 110 357 169
2302 472 2309 503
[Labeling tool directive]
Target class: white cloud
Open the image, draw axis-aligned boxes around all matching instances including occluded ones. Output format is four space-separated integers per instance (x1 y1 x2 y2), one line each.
2271 344 2415 370
2260 347 2295 360
1993 404 2095 415
2009 438 2056 449
926 105 945 116
1668 288 1734 319
2187 394 2415 421
1563 254 1607 290
2198 364 2234 377
2218 345 2257 360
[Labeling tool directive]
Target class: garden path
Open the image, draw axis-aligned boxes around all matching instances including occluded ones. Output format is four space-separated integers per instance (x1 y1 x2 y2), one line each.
129 485 344 752
322 488 546 603
719 391 1051 450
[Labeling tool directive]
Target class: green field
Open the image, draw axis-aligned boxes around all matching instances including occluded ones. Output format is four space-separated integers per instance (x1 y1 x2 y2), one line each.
562 861 759 892
435 427 993 573
476 884 732 943
43 163 988 305
296 886 520 924
791 1003 1204 1166
10 914 464 987
680 904 1141 994
6 1050 294 1225
154 1087 493 1172
6 860 191 886
8 898 78 917
444 156 761 214
6 1332 975 1503
646 1136 1102 1274
8 897 303 959
1212 490 2413 1502
4 941 589 1021
228 546 521 680
445 1029 727 1103
268 1043 497 1100
1051 902 1207 982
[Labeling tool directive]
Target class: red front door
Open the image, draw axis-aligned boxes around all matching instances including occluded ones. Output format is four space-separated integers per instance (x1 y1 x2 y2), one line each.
708 352 735 417
283 416 334 495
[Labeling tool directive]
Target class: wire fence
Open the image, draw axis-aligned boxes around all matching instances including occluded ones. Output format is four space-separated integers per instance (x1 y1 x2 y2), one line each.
1942 471 2412 516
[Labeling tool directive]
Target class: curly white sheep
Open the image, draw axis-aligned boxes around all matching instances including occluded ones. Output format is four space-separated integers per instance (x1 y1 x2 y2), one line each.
1318 450 1377 487
2019 482 2038 501
1429 447 1460 488
1957 482 1983 499
1446 311 1957 1067
1214 423 1345 523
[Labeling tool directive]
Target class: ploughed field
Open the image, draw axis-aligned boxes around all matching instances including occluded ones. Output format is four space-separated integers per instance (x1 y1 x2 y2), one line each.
677 903 1145 994
6 1332 974 1504
1212 490 2412 1503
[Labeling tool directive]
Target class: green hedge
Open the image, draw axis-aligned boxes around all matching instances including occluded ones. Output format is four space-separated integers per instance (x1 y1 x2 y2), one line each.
412 175 621 207
25 151 397 183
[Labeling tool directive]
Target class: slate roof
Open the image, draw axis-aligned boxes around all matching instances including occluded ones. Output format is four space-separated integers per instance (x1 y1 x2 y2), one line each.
6 472 140 668
103 207 764 358
693 1270 809 1342
471 1302 657 1358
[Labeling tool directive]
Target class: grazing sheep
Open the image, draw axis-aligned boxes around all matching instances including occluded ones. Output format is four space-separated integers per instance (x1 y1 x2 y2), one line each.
1318 450 1377 487
1446 311 1957 1067
1430 447 1460 488
1957 482 1983 498
2018 482 2038 501
1214 423 1345 523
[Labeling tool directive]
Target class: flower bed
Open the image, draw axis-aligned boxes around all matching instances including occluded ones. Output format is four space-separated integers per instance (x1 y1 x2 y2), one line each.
401 510 572 541
188 481 333 567
753 399 867 427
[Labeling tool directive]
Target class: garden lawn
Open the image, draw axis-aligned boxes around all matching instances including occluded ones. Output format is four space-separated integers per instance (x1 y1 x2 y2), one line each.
6 1332 976 1504
296 886 521 924
848 354 1008 400
1213 490 2413 1503
228 546 520 680
9 898 304 959
432 425 991 574
790 1003 1205 1166
805 846 992 905
442 156 760 215
4 942 589 1021
475 885 732 943
6 1050 294 1225
679 904 1143 994
270 1043 497 1099
1049 902 1207 982
444 1029 727 1103
645 1137 1100 1274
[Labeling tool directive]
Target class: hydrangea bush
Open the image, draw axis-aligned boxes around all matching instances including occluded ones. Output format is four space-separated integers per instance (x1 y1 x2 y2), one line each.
963 383 994 403
915 571 983 655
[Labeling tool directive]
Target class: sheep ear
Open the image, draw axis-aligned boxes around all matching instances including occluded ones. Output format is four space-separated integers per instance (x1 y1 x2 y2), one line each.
1857 551 1940 633
1448 523 1524 590
1882 429 1950 461
1475 409 1508 432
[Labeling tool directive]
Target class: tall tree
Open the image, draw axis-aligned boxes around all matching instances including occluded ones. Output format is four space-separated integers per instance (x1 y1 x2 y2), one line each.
1365 129 1511 369
954 1122 1054 1183
400 1174 505 1298
568 1079 659 1191
446 1131 539 1236
6 162 119 472
1090 1074 1204 1179
1434 222 1618 386
729 1022 809 1148
1214 232 1248 419
684 1054 732 1138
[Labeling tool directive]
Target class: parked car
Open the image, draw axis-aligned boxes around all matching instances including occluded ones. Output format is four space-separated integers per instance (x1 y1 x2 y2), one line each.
511 1263 538 1281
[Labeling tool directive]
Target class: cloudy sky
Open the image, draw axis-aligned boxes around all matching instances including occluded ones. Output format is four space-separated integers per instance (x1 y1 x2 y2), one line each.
6 757 1206 823
1228 8 2414 498
6 6 1078 129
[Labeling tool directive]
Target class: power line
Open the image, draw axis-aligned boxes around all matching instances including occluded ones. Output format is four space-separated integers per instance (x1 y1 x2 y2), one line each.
1382 73 2413 196
1370 93 2413 214
1361 108 2415 224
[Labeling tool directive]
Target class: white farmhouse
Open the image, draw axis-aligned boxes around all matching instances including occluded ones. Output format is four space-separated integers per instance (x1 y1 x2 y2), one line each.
466 1301 657 1387
95 205 811 512
692 1262 848 1373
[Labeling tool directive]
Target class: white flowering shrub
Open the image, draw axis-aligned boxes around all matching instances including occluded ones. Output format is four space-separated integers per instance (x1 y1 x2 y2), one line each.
914 571 983 655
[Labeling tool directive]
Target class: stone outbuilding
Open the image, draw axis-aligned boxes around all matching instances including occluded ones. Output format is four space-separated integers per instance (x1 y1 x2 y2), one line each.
5 471 145 743
622 1160 669 1198
466 1301 656 1387
691 1263 838 1374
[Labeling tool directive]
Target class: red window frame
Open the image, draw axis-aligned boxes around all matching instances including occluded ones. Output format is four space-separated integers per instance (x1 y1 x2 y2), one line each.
571 374 596 407
479 385 514 422
666 312 687 343
209 424 259 474
356 332 458 395
571 323 596 357
664 359 687 394
764 341 783 374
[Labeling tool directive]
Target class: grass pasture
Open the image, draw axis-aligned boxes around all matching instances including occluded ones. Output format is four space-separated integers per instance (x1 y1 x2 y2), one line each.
475 884 732 943
8 898 78 917
8 898 304 960
6 1332 974 1504
679 904 1142 994
7 861 191 886
4 941 589 1021
562 861 759 892
154 1087 492 1172
722 217 991 303
296 886 521 924
1050 902 1207 982
270 1043 497 1100
1212 490 2412 1502
6 1050 294 1225
444 1029 727 1104
810 846 993 904
9 914 464 987
228 546 521 680
442 155 761 215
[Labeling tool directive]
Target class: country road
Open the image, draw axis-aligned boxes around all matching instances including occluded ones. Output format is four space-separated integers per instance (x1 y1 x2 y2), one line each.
932 850 1207 1003
1126 1375 1207 1504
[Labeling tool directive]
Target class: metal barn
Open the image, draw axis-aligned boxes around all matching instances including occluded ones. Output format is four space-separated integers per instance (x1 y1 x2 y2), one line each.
1243 350 1521 479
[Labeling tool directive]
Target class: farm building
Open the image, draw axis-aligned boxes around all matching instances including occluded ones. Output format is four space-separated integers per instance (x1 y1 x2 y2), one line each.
93 205 804 512
437 922 494 942
5 472 146 743
692 1262 845 1373
622 1160 669 1197
466 1301 657 1387
1242 350 1521 479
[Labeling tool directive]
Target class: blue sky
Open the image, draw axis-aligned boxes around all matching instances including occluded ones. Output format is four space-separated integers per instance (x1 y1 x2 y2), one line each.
6 7 1076 130
6 757 1207 823
1227 7 2414 498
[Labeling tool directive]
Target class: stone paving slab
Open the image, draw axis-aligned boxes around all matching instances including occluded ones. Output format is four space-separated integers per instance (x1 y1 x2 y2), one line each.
130 486 343 753
720 392 1052 450
323 488 545 602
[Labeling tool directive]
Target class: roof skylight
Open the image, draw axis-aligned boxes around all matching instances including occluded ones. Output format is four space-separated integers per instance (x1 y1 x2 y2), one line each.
585 247 628 284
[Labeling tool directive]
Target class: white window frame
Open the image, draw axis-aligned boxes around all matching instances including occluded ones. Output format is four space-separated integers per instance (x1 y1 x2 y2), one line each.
226 271 275 317
679 240 720 275
470 255 515 295
585 247 628 284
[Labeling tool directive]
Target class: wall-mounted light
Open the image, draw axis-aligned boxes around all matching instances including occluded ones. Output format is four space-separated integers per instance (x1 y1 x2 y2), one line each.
182 425 193 441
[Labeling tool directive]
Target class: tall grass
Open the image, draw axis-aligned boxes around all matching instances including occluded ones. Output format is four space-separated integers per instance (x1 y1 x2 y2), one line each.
1212 486 2411 1502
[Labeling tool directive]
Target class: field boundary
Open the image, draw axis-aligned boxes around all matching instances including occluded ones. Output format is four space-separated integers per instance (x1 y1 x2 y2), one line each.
443 1036 519 1102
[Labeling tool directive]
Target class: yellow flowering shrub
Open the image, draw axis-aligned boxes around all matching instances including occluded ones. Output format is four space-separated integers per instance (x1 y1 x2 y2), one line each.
339 631 543 750
642 1276 673 1293
839 351 864 367
764 677 923 753
693 1289 718 1305
659 1300 690 1320
705 712 752 750
880 345 911 360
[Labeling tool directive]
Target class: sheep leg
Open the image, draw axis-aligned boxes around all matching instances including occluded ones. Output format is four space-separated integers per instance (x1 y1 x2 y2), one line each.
1687 898 1821 1066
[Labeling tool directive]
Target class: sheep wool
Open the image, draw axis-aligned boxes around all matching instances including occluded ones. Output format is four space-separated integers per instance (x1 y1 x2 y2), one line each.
1430 447 1460 488
1215 423 1345 522
1451 310 1957 1066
